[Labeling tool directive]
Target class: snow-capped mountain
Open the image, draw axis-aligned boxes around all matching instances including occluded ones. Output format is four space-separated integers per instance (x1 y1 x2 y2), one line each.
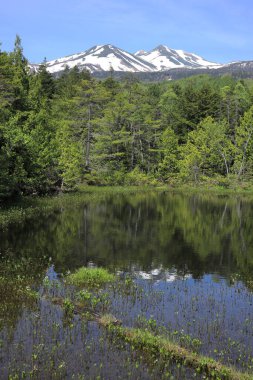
37 44 221 75
45 44 157 74
135 45 220 70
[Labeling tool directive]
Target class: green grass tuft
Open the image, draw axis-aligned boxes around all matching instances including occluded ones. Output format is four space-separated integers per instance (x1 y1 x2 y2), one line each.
66 267 116 288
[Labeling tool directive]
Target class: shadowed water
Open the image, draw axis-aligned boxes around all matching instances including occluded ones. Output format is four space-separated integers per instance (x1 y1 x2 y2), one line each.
1 191 253 378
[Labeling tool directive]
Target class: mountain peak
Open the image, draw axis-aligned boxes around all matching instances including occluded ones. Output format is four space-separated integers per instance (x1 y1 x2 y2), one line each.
136 45 220 70
44 44 157 74
33 43 221 75
154 44 170 51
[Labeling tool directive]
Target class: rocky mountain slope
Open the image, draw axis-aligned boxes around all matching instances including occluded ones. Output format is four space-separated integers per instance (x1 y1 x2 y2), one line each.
32 44 220 74
30 44 253 80
135 45 220 70
44 44 157 74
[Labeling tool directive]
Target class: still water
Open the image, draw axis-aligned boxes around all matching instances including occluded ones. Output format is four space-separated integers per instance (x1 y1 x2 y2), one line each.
1 191 253 378
2 191 253 276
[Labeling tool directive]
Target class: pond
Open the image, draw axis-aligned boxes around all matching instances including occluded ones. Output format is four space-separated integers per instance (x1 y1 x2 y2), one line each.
1 190 253 379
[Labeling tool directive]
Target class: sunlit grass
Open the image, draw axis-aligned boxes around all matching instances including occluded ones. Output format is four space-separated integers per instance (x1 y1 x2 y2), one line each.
103 324 252 380
66 267 116 288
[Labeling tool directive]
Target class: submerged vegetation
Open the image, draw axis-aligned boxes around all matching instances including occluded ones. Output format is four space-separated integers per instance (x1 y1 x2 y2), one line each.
1 259 253 379
1 188 253 377
105 324 252 380
0 256 46 328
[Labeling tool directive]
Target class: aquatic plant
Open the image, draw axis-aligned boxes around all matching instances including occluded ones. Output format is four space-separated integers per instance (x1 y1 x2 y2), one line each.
0 256 46 328
66 267 116 288
63 298 74 319
2 190 253 379
101 322 252 380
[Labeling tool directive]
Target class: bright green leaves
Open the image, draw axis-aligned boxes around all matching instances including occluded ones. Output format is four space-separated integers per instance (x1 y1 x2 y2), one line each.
179 117 234 181
158 126 179 180
1 35 253 197
234 105 253 179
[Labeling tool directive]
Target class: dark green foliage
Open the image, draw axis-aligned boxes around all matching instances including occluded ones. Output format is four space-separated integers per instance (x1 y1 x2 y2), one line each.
0 37 253 199
0 51 15 121
0 37 59 198
11 35 30 111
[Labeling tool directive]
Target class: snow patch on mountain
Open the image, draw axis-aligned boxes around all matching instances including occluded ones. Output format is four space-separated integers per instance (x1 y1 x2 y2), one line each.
135 50 147 56
31 44 223 75
135 45 220 70
45 44 157 74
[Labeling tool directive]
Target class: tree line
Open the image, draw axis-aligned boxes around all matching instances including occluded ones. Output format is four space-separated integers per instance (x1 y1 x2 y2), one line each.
1 36 253 198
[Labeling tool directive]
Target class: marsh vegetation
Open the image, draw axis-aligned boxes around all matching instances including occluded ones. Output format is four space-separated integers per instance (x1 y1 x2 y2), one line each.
1 189 253 379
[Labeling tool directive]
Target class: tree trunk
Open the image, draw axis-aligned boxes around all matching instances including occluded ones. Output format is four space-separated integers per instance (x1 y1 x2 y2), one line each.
219 150 229 176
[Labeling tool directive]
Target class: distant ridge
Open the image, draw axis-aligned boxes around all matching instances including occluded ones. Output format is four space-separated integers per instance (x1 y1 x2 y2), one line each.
30 44 253 80
135 44 220 70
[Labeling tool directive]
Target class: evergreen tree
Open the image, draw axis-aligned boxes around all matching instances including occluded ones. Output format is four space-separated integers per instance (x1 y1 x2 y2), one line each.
1 37 253 197
11 35 29 111
0 49 15 121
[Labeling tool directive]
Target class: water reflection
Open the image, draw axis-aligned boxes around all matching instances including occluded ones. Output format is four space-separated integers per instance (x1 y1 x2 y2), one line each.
1 191 253 376
1 192 253 282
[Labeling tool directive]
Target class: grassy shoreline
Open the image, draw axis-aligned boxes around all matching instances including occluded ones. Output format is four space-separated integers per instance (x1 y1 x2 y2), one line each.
1 183 253 230
0 186 167 230
171 183 253 196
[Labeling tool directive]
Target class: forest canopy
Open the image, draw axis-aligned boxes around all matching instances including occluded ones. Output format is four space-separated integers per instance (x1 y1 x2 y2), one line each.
1 36 253 199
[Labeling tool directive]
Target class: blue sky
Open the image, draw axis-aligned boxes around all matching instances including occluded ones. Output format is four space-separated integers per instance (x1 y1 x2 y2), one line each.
1 0 252 63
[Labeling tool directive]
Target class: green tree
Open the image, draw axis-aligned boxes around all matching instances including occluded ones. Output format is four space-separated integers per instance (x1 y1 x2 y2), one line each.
0 50 15 121
29 59 55 110
179 117 233 181
11 35 29 111
234 105 253 179
157 126 179 181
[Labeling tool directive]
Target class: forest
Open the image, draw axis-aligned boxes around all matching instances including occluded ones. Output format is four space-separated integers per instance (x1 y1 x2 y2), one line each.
1 36 253 199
